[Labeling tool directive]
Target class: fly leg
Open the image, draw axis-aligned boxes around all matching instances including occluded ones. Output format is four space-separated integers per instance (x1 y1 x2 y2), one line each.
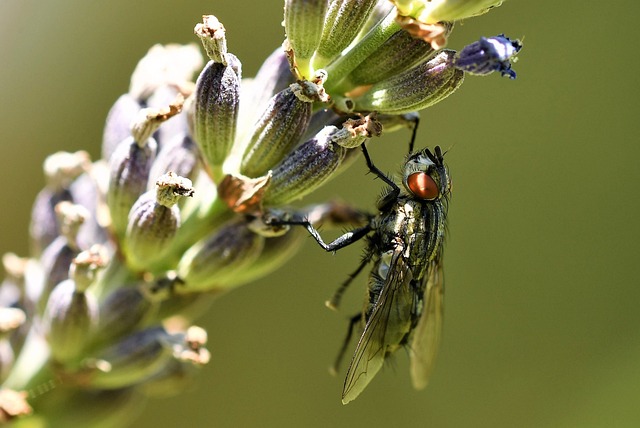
329 313 361 376
263 210 373 253
326 253 371 310
361 143 403 212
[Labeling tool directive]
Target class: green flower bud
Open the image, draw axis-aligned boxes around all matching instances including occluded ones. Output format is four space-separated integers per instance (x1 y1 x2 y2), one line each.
85 325 208 390
284 0 329 78
239 85 313 178
193 54 241 181
392 0 503 24
313 0 378 68
107 133 158 238
262 126 347 206
42 249 106 365
352 49 464 114
237 48 295 136
177 219 265 293
91 285 154 348
123 172 193 272
346 22 453 86
84 327 174 389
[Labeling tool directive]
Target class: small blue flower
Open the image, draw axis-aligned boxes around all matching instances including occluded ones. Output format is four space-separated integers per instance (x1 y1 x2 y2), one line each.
454 34 522 79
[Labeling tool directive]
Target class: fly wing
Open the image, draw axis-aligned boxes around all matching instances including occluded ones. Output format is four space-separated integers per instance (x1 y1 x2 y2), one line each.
341 250 414 404
409 258 444 390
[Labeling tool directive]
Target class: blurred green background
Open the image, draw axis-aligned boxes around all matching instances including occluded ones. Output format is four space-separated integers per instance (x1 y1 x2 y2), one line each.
2 0 640 427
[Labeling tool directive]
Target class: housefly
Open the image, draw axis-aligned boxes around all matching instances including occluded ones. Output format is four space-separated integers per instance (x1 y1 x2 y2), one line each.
271 136 451 404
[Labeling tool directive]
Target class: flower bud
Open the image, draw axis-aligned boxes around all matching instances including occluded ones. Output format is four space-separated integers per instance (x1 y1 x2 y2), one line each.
123 173 193 272
176 219 265 293
192 54 241 181
148 133 200 191
346 22 452 86
29 151 90 256
69 167 110 249
392 0 503 23
284 0 329 78
147 85 193 149
37 202 89 314
85 325 208 390
352 49 464 114
237 48 295 134
42 248 105 364
101 94 141 160
84 327 174 389
129 43 203 103
239 85 313 178
262 126 347 206
91 285 154 348
107 111 161 238
313 0 378 68
454 34 522 79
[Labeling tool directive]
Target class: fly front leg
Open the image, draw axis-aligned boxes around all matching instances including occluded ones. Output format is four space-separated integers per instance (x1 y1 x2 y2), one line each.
267 214 372 253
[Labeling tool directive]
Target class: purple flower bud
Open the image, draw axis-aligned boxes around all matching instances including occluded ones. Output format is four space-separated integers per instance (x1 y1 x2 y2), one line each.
101 94 141 160
454 34 522 79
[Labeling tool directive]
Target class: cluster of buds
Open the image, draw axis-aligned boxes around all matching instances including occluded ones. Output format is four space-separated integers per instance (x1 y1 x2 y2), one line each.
0 0 521 424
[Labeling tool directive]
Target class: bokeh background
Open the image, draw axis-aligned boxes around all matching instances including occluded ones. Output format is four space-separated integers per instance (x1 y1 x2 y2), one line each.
2 1 640 427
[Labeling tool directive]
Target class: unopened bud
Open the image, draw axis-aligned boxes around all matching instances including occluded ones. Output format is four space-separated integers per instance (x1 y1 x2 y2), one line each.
92 285 154 348
129 44 203 102
353 49 464 114
29 151 90 255
262 126 347 206
107 125 158 238
284 0 329 78
84 327 174 389
42 277 99 364
101 94 141 160
193 53 241 181
123 173 193 272
237 48 295 134
148 134 201 191
177 219 265 293
314 0 378 68
38 203 89 314
392 0 503 23
346 22 452 86
240 86 313 178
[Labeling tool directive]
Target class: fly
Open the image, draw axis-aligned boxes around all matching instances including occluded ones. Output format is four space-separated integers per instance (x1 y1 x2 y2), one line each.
270 131 451 404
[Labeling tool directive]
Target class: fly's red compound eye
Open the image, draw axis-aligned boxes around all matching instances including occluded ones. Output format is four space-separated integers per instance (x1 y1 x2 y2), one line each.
407 172 439 200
